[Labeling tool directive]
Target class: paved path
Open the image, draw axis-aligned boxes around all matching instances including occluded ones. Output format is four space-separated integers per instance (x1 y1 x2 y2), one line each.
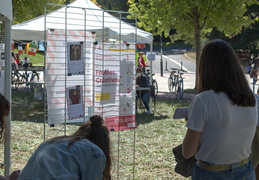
153 72 196 93
149 52 196 93
148 52 258 100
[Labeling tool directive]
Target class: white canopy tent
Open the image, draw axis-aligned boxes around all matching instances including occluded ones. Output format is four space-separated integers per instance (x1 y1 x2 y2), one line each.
0 0 12 176
12 0 153 44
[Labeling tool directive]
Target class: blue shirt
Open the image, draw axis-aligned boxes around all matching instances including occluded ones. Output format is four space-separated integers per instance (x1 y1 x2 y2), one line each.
18 139 106 180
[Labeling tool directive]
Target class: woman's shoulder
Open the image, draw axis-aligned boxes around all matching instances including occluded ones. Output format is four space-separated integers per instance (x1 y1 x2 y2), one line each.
46 139 104 156
195 90 226 101
196 90 216 97
70 139 105 157
73 139 102 150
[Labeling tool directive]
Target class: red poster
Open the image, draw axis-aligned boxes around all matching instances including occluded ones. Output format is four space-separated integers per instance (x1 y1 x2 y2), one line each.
105 115 137 131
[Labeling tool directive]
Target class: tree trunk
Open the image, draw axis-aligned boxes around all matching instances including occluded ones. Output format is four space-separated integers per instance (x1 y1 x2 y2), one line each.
194 18 201 91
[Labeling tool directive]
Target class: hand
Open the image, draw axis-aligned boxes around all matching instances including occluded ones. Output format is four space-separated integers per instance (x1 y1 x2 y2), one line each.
7 170 20 180
136 85 140 88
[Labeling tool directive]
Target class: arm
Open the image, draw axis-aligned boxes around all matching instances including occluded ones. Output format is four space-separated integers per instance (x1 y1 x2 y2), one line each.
182 128 201 159
0 170 20 180
7 171 20 180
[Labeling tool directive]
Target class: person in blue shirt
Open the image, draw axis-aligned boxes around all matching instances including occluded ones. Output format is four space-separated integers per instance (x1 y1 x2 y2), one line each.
136 67 152 114
18 115 111 180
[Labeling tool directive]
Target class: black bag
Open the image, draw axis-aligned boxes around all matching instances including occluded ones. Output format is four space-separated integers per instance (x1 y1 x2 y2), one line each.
172 144 196 178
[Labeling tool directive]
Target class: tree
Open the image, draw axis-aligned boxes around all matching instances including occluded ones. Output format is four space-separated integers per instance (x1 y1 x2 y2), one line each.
96 0 129 11
226 3 259 54
208 3 259 54
12 0 73 24
96 0 131 23
128 0 258 89
12 0 100 24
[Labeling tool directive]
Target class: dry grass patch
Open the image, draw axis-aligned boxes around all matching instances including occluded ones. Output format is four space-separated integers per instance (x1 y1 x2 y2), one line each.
0 92 193 179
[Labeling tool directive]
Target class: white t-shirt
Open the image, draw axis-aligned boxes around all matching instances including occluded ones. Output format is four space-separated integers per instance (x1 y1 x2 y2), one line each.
186 90 258 164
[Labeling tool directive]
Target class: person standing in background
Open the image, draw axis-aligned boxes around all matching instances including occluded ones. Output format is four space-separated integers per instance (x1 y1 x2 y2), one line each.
11 53 18 74
14 53 20 66
138 52 146 73
182 39 258 179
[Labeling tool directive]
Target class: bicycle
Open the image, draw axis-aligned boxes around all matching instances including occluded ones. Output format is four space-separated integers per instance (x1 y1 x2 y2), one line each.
168 68 178 93
249 67 259 93
11 72 24 91
145 69 158 97
168 68 186 100
22 69 40 91
12 65 40 91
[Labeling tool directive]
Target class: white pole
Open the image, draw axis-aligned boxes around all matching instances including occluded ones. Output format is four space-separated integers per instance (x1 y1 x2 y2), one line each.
4 16 12 176
149 43 153 111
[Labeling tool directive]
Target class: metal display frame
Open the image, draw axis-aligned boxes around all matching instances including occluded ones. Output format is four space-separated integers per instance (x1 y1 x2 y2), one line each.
43 3 141 179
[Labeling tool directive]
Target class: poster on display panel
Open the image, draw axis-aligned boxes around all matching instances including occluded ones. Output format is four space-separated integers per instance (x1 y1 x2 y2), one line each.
94 43 137 131
46 29 95 125
46 29 137 131
67 41 84 75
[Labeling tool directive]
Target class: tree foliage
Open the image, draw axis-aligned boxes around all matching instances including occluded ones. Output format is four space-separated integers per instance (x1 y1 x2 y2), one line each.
128 0 258 88
96 0 129 11
209 3 259 54
12 0 67 24
12 0 101 24
12 0 129 24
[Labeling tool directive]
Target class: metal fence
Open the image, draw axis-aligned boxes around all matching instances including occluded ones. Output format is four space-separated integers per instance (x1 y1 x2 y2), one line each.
43 3 138 179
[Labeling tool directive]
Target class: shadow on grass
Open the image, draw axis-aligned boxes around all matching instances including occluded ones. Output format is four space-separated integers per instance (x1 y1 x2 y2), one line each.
12 91 44 123
136 90 196 125
11 89 197 125
136 111 170 125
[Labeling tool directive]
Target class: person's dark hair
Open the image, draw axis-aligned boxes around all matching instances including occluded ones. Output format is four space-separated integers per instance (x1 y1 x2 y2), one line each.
47 115 111 180
198 39 255 106
0 93 10 139
136 67 142 73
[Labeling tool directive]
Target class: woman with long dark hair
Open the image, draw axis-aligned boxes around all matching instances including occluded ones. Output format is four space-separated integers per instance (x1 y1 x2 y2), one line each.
0 93 20 180
182 39 258 179
18 115 111 180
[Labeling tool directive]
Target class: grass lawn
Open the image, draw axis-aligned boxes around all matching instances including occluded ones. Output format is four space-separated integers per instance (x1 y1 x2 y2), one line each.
13 50 44 66
0 91 193 179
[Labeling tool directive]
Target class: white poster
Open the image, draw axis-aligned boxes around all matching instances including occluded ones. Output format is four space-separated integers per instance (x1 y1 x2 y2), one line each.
46 29 95 125
67 42 84 75
94 43 137 131
120 59 135 93
66 85 84 120
46 32 137 130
